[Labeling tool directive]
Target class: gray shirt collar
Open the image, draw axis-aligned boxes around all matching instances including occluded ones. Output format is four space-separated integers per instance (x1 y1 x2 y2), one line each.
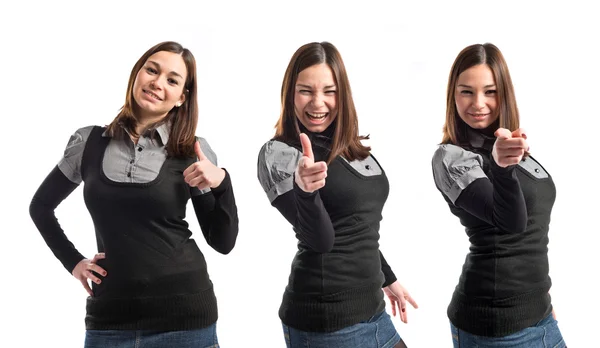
102 121 171 145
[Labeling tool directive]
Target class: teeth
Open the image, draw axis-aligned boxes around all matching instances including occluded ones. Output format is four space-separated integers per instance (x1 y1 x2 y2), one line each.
145 90 161 100
307 112 327 119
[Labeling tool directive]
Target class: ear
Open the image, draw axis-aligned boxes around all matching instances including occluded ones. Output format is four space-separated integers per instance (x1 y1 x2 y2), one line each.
176 91 186 107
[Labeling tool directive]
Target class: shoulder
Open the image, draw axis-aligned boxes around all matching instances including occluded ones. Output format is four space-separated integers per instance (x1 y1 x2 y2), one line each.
432 144 483 171
64 125 97 149
257 139 301 168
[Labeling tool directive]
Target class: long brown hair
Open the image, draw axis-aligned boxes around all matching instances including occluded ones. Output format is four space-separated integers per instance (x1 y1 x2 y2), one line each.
106 41 198 158
442 43 520 145
274 42 370 163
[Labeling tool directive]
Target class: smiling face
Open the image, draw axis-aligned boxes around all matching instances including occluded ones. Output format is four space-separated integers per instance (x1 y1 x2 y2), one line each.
294 63 338 133
132 50 188 122
454 64 499 130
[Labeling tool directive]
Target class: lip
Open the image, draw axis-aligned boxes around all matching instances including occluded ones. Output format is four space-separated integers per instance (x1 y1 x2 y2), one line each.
142 89 163 101
305 111 329 124
468 113 489 119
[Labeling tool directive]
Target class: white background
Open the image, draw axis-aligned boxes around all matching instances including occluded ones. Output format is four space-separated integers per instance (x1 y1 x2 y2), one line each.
1 1 598 347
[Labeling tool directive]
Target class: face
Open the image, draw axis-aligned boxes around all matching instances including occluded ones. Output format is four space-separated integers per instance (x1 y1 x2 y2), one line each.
455 64 499 129
294 63 338 133
132 51 187 121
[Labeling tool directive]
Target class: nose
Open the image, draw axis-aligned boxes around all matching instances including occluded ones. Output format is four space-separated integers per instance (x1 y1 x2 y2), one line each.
311 93 325 107
150 78 163 90
473 93 485 110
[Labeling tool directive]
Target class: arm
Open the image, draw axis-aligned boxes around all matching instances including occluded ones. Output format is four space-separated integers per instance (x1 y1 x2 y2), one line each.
29 166 85 273
432 144 527 233
454 159 527 232
191 169 239 254
257 140 335 253
271 180 335 253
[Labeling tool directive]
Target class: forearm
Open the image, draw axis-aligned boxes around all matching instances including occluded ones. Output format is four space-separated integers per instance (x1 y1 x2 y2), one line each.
456 160 527 233
29 166 84 273
272 182 335 253
192 170 239 254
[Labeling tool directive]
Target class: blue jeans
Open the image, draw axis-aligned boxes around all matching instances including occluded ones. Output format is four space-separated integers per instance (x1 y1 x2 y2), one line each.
450 313 566 347
84 323 219 348
282 310 401 348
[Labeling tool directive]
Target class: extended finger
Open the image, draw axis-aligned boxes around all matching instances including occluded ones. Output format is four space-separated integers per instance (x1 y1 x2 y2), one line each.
511 128 527 139
496 138 528 150
300 170 327 183
299 133 314 160
494 128 512 140
406 294 419 309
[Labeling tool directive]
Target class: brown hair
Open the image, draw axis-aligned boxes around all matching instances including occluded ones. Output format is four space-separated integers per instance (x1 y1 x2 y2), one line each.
442 43 520 145
274 41 370 163
106 41 198 158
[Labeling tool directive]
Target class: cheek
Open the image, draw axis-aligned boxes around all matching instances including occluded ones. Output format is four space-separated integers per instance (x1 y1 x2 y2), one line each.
294 95 308 112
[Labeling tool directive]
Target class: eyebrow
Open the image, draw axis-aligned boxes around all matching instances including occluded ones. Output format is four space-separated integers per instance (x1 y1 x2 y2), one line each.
147 60 184 79
296 84 337 89
457 84 496 88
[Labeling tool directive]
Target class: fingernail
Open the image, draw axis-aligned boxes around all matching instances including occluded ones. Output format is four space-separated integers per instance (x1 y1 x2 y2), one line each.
402 308 406 312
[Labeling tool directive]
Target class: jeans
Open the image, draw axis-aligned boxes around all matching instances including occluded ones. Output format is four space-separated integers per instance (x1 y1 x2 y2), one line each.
282 310 401 348
84 323 219 348
450 313 566 347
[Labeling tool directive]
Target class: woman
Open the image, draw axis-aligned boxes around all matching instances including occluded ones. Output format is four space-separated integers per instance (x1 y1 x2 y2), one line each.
257 41 417 348
431 43 566 347
29 41 238 348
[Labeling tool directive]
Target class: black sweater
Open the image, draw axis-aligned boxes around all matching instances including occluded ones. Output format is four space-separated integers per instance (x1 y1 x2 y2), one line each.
29 126 239 330
432 131 555 337
257 128 396 332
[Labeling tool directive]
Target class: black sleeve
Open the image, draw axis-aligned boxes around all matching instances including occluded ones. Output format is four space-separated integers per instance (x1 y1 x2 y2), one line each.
271 179 335 253
455 160 528 233
380 251 397 288
191 169 239 254
29 166 85 273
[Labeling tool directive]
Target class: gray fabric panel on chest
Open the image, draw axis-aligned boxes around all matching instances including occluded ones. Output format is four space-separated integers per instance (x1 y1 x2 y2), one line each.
341 156 382 176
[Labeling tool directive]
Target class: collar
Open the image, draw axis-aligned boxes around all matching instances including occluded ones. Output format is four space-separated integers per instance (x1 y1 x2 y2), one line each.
102 121 171 145
466 127 495 151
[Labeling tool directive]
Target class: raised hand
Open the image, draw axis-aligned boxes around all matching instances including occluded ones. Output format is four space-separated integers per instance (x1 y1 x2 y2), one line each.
492 128 529 167
295 133 328 193
183 141 226 190
72 252 107 296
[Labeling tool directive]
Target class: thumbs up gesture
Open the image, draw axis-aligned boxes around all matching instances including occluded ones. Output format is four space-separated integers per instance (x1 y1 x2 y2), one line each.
295 133 328 193
183 141 226 190
492 128 529 168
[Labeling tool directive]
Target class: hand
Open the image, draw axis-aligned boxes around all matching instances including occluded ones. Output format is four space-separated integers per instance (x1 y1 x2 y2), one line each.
72 253 107 296
383 281 418 324
183 141 226 190
295 133 328 193
492 128 529 168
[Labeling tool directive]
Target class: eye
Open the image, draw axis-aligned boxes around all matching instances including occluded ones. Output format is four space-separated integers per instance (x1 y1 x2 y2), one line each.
146 67 158 74
324 90 336 95
298 90 312 95
168 78 179 85
459 90 473 95
485 90 497 95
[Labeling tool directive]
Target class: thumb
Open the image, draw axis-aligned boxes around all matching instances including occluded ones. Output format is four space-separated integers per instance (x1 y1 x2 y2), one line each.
195 141 207 161
494 127 512 140
299 133 314 161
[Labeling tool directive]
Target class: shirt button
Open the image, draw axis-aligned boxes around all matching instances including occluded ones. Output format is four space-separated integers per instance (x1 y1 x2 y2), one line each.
365 165 371 170
127 172 131 177
130 160 134 164
137 147 142 152
535 168 540 173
